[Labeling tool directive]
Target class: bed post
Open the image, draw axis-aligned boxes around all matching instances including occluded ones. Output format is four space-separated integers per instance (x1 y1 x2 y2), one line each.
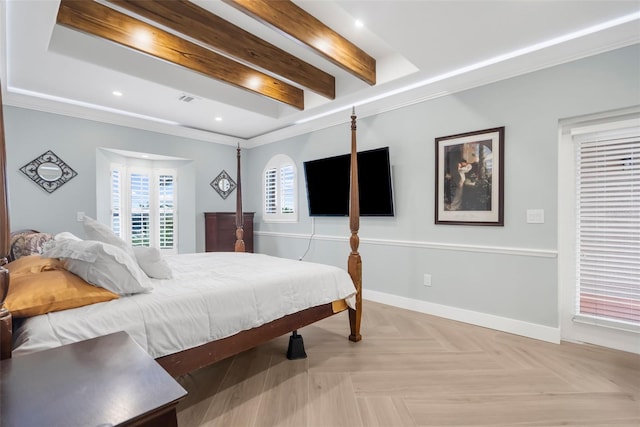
0 269 10 360
0 79 13 360
234 144 245 252
348 108 362 342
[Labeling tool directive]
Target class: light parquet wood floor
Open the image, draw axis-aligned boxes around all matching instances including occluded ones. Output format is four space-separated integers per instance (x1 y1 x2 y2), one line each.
176 301 640 427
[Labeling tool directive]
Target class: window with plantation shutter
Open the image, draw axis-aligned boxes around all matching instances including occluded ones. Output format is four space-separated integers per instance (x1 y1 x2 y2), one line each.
110 164 178 253
574 120 640 328
263 155 298 222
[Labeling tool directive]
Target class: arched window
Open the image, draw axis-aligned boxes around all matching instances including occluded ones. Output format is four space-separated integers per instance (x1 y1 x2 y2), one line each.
263 154 298 222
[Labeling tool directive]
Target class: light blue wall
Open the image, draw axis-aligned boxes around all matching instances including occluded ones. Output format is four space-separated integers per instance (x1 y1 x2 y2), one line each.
244 44 640 328
4 109 240 252
3 45 638 330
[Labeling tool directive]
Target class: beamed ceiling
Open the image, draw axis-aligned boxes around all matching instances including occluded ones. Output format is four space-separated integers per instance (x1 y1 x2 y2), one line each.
1 1 639 147
55 0 378 110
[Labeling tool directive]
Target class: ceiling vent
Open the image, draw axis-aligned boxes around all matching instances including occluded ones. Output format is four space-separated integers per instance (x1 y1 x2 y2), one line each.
178 93 197 103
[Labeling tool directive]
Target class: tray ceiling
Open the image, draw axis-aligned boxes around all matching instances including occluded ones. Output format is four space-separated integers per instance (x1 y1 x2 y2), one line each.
1 0 639 147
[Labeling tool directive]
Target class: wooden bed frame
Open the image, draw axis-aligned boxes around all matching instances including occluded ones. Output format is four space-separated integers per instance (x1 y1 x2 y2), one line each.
0 82 362 377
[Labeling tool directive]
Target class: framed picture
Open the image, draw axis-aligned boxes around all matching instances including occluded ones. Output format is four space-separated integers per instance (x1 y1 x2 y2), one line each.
435 127 504 225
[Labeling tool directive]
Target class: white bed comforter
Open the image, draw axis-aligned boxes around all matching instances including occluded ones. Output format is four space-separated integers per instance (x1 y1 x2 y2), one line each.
12 252 356 358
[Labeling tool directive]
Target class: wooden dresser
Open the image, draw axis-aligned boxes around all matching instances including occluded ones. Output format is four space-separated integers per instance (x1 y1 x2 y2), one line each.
205 212 254 253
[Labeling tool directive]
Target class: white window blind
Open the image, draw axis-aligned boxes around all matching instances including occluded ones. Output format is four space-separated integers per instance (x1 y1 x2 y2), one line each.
575 123 640 327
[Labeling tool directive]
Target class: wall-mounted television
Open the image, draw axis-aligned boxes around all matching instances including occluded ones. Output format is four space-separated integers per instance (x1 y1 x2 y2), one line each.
303 147 395 217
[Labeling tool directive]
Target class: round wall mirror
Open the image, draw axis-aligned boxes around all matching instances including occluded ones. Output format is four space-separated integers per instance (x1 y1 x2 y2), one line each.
37 162 63 181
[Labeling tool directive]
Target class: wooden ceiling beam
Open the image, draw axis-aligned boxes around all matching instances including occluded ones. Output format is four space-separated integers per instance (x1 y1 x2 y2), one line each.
108 0 335 100
56 0 304 110
224 0 376 86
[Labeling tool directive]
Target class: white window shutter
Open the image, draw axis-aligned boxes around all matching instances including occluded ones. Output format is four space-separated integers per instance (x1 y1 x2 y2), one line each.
110 167 122 238
130 172 151 247
158 173 175 250
265 168 277 214
263 155 298 222
280 164 295 214
109 163 178 253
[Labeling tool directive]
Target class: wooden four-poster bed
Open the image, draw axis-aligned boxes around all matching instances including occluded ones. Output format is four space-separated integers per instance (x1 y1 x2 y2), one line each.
0 84 362 378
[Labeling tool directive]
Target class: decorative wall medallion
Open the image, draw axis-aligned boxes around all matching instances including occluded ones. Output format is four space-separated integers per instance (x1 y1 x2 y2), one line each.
210 170 237 199
20 150 78 193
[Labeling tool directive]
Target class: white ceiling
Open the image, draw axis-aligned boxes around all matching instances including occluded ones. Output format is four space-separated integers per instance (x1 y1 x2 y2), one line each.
1 0 639 148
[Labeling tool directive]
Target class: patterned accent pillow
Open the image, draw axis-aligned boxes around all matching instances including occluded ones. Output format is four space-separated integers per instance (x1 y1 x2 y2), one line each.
9 230 55 262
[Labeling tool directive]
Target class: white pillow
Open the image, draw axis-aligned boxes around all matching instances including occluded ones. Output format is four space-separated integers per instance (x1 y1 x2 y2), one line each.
54 232 82 242
132 246 173 279
42 239 152 295
82 216 136 259
41 232 83 253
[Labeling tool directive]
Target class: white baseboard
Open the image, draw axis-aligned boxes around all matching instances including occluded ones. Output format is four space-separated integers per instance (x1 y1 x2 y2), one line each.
363 289 561 344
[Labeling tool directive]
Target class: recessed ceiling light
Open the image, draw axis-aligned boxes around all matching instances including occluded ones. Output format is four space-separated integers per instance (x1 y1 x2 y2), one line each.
112 91 123 97
355 19 364 28
246 76 262 90
215 117 222 122
132 28 153 48
314 38 332 54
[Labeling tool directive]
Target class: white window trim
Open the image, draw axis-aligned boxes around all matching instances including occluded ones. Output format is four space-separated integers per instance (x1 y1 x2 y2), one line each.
558 109 640 354
263 154 298 223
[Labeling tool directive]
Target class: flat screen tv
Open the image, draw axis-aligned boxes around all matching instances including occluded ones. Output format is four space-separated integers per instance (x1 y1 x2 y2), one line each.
303 147 395 216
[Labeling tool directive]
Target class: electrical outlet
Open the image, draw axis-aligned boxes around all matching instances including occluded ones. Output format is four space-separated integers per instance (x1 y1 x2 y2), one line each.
76 211 85 222
423 274 432 287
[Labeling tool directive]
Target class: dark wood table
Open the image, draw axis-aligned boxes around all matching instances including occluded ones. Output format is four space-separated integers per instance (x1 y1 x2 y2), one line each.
1 331 187 427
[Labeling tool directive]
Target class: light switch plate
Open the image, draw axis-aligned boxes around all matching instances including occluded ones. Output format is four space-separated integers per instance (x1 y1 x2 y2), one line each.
526 209 544 224
423 274 432 287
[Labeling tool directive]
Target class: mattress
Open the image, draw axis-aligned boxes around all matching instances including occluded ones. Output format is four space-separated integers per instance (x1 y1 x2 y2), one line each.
12 252 356 358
